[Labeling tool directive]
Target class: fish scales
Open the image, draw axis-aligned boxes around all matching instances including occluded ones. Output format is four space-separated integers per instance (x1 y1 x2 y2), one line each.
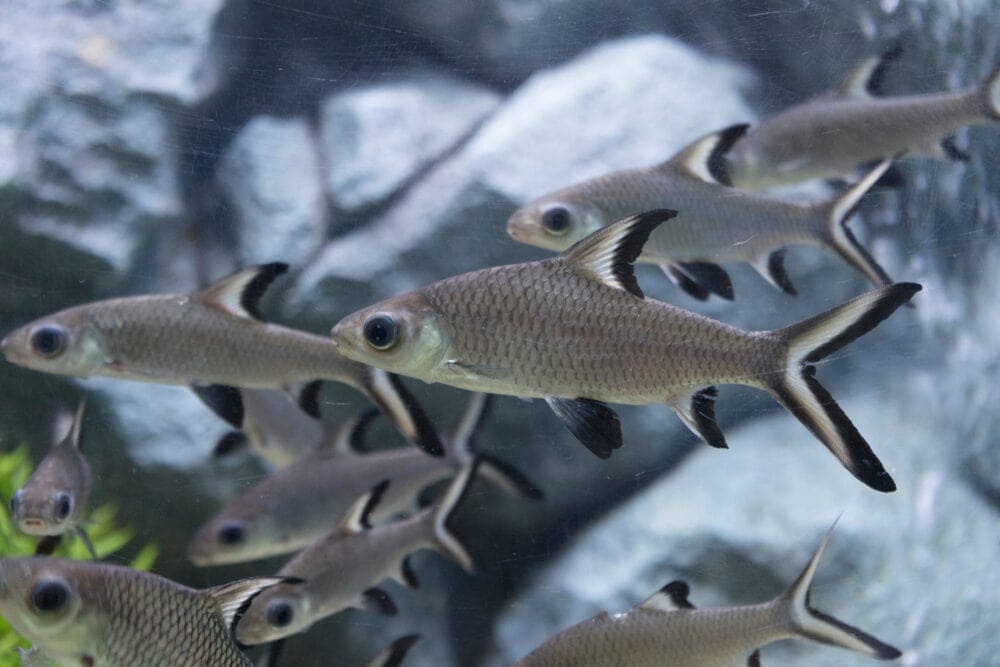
422 263 773 402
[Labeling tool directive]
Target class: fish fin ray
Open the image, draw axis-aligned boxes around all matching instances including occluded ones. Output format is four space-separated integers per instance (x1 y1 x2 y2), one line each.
545 397 623 459
665 123 749 186
35 535 62 556
361 587 398 616
836 44 900 97
751 249 797 295
561 210 676 298
823 160 894 288
213 431 248 458
432 458 478 573
368 635 421 667
661 264 711 301
677 262 734 300
196 262 289 321
207 576 293 634
362 369 444 457
191 385 245 429
670 387 727 449
638 580 696 612
338 480 390 534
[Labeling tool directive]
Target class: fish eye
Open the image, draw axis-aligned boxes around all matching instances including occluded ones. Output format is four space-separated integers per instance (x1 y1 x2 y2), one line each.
30 326 67 358
54 493 72 520
541 206 572 235
266 601 294 628
363 315 398 351
9 490 22 515
30 579 70 613
217 524 244 545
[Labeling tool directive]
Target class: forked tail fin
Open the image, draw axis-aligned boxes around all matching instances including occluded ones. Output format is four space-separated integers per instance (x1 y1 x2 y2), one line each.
821 160 894 289
779 525 902 660
769 283 921 492
429 458 479 573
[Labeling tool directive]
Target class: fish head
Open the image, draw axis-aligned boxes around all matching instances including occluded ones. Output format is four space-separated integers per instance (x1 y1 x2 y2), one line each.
0 558 94 656
1 307 109 378
234 583 310 645
331 292 449 381
506 197 606 252
187 510 279 566
10 480 78 537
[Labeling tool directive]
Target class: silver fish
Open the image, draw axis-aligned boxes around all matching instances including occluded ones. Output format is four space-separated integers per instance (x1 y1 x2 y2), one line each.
726 48 1000 189
0 263 442 456
234 462 479 645
10 402 95 559
331 211 920 492
0 557 287 667
516 526 902 666
507 124 894 300
188 393 539 566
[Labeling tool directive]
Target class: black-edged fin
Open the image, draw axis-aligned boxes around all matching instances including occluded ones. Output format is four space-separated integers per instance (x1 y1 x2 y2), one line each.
823 160 894 289
206 576 291 634
545 397 623 459
478 454 545 501
368 635 421 667
562 209 676 299
75 527 97 560
67 400 86 452
940 135 971 162
261 640 285 667
362 368 444 457
324 409 379 456
670 387 727 449
431 459 478 573
748 650 762 666
637 580 696 612
213 431 248 458
361 588 398 616
35 535 62 556
295 380 323 419
836 44 901 97
196 262 289 321
751 249 797 295
661 264 711 301
400 556 419 589
338 480 390 534
783 525 902 660
191 384 245 429
665 123 750 187
677 262 734 301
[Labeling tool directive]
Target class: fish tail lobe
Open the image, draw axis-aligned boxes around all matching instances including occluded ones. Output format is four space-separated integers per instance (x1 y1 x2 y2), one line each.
779 524 902 660
429 457 478 573
983 64 1000 120
819 160 894 289
769 283 920 491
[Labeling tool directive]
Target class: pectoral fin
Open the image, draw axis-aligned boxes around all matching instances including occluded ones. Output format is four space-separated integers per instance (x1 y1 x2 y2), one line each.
545 397 623 459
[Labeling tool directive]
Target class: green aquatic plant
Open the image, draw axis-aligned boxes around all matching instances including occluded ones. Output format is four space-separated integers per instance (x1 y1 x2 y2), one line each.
0 444 159 666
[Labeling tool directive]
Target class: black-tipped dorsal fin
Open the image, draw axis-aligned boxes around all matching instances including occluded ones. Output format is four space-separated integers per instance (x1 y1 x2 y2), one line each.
338 480 389 534
325 409 379 456
561 210 676 299
206 576 291 634
196 262 289 321
666 124 750 187
836 44 901 98
191 385 245 429
368 635 421 667
545 397 623 459
670 387 727 449
637 580 696 612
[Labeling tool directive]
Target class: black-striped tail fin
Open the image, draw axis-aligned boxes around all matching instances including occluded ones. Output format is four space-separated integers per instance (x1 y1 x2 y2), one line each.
770 283 920 492
780 525 902 660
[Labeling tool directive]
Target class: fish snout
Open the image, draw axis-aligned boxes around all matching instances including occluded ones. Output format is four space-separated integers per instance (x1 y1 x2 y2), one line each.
18 518 49 535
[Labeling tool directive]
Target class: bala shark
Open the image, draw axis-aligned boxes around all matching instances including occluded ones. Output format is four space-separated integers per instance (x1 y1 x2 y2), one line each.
516 526 901 666
331 211 920 492
507 125 894 300
725 47 1000 189
0 263 442 456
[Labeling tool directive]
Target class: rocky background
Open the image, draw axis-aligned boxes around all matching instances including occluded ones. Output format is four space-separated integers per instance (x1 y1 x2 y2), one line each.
0 1 997 665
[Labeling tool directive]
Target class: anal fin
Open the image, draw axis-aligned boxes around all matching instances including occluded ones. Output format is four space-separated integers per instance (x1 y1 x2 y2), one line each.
661 264 711 301
671 387 727 449
752 249 797 295
545 397 623 459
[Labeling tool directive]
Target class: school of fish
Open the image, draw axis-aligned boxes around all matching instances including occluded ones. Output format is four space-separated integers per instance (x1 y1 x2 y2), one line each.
2 42 997 666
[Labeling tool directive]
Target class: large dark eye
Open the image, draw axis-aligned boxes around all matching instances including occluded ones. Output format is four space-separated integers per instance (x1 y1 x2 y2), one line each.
217 524 244 545
541 207 571 235
9 490 22 515
267 601 294 628
30 579 69 613
30 326 66 358
363 315 398 351
54 493 72 520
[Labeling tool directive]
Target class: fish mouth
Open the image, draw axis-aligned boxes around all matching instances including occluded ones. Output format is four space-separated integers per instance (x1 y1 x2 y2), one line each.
19 519 49 535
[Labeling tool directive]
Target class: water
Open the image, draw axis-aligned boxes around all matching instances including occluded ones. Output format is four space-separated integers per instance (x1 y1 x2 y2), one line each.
0 1 997 665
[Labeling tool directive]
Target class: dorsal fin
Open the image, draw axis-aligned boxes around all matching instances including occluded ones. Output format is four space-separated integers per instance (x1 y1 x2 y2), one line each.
205 576 293 634
337 480 389 534
665 124 750 187
561 210 676 299
66 400 86 452
195 262 289 321
637 580 696 612
325 409 380 456
836 45 901 98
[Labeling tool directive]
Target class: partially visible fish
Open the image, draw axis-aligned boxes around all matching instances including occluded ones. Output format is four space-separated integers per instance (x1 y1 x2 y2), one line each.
188 393 540 566
366 635 420 667
725 47 1000 189
331 211 920 492
234 462 480 645
516 526 902 666
0 263 442 456
0 557 288 667
10 402 95 559
507 124 895 300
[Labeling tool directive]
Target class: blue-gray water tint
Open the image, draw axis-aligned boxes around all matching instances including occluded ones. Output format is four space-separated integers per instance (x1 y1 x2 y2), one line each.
0 1 996 665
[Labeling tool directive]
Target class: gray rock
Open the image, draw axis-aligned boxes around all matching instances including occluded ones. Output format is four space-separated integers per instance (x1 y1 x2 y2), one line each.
320 73 500 212
490 389 999 666
217 116 327 268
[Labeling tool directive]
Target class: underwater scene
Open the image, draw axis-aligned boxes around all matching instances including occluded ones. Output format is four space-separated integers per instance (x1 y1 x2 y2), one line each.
0 1 997 665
